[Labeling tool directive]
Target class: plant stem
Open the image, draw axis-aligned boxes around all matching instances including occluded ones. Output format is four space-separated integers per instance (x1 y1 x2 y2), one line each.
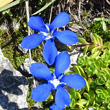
0 0 26 12
25 0 36 87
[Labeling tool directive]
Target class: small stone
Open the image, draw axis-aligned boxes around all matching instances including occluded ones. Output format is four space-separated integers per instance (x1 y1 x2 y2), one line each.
18 44 28 54
65 49 83 73
20 58 36 74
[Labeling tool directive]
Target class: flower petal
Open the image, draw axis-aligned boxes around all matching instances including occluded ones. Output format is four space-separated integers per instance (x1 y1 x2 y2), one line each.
54 30 78 45
43 39 58 65
30 63 53 80
55 86 70 109
61 74 86 89
21 34 45 49
49 104 62 110
28 16 47 32
55 52 70 77
50 12 70 30
31 83 53 102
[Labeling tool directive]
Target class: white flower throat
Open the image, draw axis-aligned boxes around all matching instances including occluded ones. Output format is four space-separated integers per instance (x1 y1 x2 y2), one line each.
50 78 60 89
49 73 65 89
40 24 54 40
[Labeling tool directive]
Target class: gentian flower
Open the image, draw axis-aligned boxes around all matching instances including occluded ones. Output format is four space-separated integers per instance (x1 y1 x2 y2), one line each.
49 104 62 110
30 52 86 109
21 12 78 65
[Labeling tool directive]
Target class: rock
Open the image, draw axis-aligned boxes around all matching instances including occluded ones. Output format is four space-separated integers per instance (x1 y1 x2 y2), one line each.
0 48 28 110
20 58 36 74
18 44 28 54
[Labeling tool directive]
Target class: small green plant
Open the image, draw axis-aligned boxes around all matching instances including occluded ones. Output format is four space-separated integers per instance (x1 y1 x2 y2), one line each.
94 16 110 31
67 41 110 110
79 33 103 55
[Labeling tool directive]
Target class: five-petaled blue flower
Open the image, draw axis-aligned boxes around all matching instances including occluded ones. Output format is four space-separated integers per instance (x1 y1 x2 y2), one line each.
30 52 86 110
21 12 78 65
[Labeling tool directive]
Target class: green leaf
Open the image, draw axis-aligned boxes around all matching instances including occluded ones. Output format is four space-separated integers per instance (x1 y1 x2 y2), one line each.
78 37 88 44
70 98 75 108
69 89 76 99
105 80 110 88
84 80 89 92
76 99 88 107
92 33 98 44
103 18 110 22
107 103 110 109
96 95 104 103
100 107 106 110
83 92 90 100
83 46 88 56
78 56 88 66
0 0 26 12
94 18 102 21
103 42 110 49
102 21 107 31
96 77 105 85
92 33 103 49
95 58 104 67
91 47 99 54
32 0 56 15
73 65 87 78
105 96 110 103
95 86 105 94
76 92 82 100
0 0 13 8
73 66 81 75
90 51 101 59
85 78 92 92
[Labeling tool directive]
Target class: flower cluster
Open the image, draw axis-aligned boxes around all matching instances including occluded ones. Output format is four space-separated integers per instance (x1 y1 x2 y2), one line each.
20 12 86 110
20 12 78 65
30 52 86 110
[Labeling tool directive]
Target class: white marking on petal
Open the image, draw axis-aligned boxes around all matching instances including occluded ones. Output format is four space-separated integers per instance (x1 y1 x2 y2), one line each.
50 79 60 89
40 31 48 36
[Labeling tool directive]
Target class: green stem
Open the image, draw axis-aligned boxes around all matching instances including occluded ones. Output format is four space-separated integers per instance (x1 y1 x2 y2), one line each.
32 0 56 15
73 43 93 47
0 0 26 12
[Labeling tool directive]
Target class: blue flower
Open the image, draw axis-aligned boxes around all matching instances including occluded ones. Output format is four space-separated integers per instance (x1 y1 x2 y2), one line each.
30 52 86 109
49 104 62 110
21 12 78 65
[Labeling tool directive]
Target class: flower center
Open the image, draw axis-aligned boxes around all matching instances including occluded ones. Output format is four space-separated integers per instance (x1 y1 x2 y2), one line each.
46 32 53 40
50 78 60 89
40 24 54 40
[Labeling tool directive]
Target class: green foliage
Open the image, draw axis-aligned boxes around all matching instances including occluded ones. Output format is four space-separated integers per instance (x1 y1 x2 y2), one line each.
0 25 44 69
32 0 56 15
94 17 110 31
90 22 110 42
0 0 27 12
68 39 110 110
79 33 103 55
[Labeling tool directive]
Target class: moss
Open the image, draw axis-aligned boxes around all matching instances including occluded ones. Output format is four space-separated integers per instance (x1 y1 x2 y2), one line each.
0 28 44 69
90 22 110 43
